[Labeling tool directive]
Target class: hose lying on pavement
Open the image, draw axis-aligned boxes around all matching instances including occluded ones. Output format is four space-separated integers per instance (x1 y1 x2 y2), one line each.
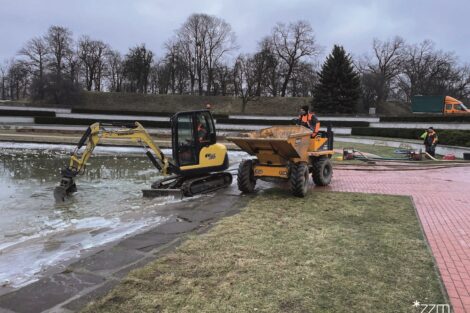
334 150 470 171
334 164 470 171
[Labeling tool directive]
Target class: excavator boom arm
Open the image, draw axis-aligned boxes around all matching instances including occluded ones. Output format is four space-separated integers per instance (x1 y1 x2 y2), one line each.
54 121 172 201
67 122 169 176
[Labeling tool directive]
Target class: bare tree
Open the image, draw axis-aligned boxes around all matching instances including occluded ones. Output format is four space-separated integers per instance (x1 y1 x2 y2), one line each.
0 60 9 100
18 37 48 99
176 14 208 95
46 25 73 78
264 41 282 97
271 21 319 96
8 60 29 100
397 40 459 101
234 54 259 112
122 44 154 93
155 61 171 94
203 15 237 95
290 61 317 96
214 64 231 95
174 13 237 95
66 46 80 85
106 50 123 92
361 36 405 105
251 38 280 96
148 63 159 94
163 40 189 94
450 65 470 102
78 36 108 91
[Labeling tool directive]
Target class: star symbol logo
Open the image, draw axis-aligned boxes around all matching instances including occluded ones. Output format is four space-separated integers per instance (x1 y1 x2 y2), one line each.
413 300 421 307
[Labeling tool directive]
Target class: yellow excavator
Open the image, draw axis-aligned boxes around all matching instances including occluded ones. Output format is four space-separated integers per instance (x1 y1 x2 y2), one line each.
54 110 232 201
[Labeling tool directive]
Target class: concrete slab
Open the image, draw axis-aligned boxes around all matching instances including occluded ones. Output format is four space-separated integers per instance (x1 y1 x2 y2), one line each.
69 247 145 275
176 210 219 223
62 280 119 312
45 308 74 313
153 221 199 234
0 272 103 313
116 231 179 252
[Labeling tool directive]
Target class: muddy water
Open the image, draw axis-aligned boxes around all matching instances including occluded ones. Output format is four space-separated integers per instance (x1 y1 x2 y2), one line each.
0 147 175 288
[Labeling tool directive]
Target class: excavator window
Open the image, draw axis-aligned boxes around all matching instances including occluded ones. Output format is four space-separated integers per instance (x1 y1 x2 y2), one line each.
172 110 217 167
175 114 197 166
196 112 215 144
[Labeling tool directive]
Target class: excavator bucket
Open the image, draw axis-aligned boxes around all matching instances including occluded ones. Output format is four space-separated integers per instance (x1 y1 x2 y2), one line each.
53 186 68 202
53 175 77 202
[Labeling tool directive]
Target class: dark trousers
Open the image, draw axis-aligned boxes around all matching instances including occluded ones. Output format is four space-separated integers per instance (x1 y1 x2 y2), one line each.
425 145 436 157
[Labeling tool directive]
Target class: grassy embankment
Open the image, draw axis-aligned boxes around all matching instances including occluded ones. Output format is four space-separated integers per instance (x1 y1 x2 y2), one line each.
83 191 445 313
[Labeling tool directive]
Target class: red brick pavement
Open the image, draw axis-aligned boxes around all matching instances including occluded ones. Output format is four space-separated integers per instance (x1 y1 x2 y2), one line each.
324 166 470 312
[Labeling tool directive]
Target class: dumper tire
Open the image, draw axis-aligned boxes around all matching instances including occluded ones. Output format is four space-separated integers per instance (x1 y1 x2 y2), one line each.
290 162 309 197
237 159 256 193
312 157 333 186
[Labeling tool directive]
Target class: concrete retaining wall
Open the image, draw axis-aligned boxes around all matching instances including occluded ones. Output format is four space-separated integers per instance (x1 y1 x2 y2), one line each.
230 115 379 122
0 117 34 124
370 122 470 130
73 92 311 116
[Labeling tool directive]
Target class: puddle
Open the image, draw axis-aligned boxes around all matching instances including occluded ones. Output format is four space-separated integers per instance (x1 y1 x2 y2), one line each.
0 148 170 288
0 145 247 288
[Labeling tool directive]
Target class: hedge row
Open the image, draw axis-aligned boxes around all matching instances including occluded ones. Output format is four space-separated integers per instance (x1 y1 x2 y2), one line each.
0 109 55 117
35 117 170 128
71 108 228 119
380 115 470 123
351 127 470 147
216 118 369 127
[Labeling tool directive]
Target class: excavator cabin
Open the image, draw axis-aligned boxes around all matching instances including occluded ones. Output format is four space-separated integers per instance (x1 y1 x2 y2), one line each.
171 110 229 175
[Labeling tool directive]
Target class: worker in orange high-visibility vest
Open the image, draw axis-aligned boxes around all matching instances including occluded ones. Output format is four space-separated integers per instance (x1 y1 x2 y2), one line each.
197 115 209 143
295 105 320 136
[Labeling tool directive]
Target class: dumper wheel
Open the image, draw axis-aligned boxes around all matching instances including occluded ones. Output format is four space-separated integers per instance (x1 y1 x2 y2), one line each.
238 159 256 193
290 162 309 197
312 157 333 186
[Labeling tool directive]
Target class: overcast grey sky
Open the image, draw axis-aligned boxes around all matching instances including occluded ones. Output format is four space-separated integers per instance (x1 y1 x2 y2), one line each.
1 0 469 64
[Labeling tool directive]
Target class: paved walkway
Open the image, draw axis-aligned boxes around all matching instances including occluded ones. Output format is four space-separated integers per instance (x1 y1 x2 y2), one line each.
328 166 470 313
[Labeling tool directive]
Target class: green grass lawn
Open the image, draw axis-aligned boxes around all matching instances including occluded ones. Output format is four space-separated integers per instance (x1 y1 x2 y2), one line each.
83 191 446 313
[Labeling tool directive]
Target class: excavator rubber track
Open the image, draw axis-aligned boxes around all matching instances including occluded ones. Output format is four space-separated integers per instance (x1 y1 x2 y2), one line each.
142 172 233 198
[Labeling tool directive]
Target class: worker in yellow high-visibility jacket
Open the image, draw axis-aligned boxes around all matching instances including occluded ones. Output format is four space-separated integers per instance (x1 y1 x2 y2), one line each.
420 127 438 157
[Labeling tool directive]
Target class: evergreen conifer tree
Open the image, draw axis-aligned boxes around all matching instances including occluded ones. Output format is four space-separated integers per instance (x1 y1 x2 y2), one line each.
313 45 361 113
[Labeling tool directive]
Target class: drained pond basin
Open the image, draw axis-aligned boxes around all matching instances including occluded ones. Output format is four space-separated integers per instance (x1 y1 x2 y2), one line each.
0 143 244 289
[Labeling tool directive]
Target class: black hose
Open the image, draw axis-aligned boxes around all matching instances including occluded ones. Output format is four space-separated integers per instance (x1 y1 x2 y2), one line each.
146 151 162 170
77 127 91 149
